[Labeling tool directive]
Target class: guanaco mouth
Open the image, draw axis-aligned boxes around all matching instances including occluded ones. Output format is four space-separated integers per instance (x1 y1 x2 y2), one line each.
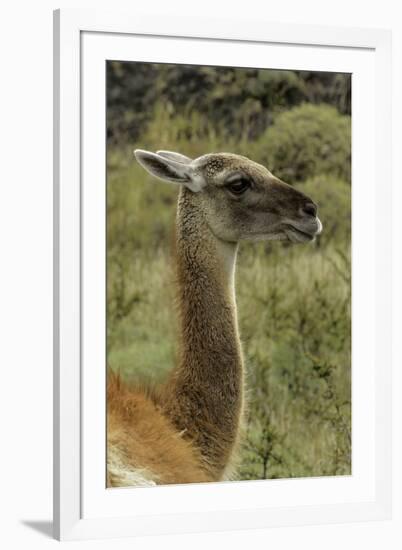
284 219 322 243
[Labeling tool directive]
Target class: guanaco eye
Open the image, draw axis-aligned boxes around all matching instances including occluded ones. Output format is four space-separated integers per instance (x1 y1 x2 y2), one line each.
226 176 251 195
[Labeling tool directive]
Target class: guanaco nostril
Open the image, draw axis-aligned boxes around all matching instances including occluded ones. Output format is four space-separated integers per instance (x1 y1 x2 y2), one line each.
302 202 317 217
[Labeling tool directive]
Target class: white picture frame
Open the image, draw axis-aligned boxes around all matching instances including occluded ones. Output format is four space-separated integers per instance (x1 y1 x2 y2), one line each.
53 8 392 541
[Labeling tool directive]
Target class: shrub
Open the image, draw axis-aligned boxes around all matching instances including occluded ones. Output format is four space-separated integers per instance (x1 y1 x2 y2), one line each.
256 103 351 183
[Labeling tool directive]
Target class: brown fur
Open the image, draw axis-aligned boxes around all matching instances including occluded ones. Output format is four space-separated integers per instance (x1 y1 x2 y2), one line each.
161 188 244 479
107 371 211 486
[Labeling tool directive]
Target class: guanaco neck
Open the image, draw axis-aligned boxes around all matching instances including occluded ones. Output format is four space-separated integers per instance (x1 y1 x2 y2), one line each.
163 187 244 479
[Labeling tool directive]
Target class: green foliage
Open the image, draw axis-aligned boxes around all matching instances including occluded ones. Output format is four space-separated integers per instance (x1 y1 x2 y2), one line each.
297 71 351 115
107 62 351 144
159 67 308 140
107 62 159 144
237 242 350 479
256 103 351 183
106 63 352 481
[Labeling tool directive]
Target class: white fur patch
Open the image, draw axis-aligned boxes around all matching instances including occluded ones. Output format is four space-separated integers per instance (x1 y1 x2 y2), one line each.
107 445 158 488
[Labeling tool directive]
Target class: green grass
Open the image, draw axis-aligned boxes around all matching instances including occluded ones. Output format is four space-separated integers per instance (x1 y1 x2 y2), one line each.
106 144 351 481
237 243 351 479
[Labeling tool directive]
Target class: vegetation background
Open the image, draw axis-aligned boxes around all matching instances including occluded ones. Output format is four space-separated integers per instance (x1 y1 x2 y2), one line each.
106 62 351 481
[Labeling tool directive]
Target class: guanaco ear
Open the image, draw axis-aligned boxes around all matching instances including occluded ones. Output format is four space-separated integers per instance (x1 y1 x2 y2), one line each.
156 150 192 164
134 149 204 192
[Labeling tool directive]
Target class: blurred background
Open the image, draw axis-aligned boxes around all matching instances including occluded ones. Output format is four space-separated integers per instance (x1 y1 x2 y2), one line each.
106 62 351 481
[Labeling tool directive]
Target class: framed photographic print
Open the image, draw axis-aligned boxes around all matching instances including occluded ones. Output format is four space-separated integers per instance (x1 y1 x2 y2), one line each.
53 8 392 541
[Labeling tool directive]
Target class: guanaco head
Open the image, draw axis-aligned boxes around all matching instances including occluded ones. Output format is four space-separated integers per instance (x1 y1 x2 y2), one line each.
134 150 322 244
